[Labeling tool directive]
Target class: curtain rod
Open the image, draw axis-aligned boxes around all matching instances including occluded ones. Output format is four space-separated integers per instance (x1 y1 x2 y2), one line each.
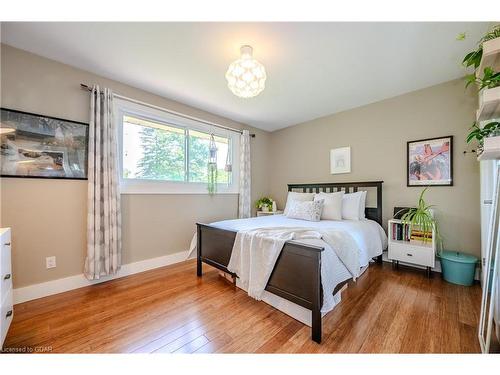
80 84 255 138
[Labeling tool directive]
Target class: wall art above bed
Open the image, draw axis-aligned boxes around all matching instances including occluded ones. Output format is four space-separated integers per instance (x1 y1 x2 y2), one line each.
330 146 351 174
407 136 453 187
0 108 88 180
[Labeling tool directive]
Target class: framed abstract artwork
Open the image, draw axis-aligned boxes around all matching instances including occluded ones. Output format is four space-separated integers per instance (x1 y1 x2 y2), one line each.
330 146 351 174
407 136 453 186
0 108 89 180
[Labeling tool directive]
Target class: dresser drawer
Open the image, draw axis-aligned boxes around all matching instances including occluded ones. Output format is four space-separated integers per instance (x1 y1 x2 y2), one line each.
388 242 435 267
0 238 12 304
1 288 13 348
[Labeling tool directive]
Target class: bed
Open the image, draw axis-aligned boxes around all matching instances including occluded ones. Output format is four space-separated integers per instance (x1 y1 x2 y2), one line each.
196 181 386 343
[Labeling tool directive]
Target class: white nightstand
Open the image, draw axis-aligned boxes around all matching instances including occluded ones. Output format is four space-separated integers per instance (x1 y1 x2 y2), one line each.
256 210 283 217
388 219 436 278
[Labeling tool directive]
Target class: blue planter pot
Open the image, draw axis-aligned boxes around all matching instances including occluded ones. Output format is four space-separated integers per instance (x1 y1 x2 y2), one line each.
439 251 478 286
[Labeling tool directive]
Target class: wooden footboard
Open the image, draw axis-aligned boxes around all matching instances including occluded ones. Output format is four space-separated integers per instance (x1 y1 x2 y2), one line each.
196 223 325 343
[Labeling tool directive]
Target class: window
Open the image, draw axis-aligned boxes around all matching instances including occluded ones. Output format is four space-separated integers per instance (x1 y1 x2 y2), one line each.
187 130 231 184
123 116 186 181
115 99 239 194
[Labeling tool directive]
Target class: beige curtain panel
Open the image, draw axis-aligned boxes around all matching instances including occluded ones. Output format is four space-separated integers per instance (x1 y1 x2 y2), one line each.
84 85 122 280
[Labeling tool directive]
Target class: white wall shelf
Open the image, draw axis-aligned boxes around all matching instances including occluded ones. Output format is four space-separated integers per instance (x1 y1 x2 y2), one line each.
477 136 500 161
478 148 500 161
477 86 500 122
477 37 500 79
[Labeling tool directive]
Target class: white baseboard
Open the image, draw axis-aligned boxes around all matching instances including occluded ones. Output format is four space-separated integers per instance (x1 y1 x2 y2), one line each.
13 250 190 305
382 251 481 281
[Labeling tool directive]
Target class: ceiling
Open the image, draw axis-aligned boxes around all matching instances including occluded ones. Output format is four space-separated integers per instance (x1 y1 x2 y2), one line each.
0 22 490 131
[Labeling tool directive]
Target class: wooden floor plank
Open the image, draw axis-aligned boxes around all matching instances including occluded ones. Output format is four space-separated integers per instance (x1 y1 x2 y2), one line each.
194 333 233 354
174 335 210 354
2 260 483 353
255 320 304 353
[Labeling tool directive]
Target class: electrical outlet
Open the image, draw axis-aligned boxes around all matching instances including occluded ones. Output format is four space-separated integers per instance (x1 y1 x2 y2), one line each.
46 256 56 269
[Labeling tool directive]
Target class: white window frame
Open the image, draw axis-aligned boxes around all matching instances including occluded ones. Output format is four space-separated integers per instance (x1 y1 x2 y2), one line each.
114 98 240 195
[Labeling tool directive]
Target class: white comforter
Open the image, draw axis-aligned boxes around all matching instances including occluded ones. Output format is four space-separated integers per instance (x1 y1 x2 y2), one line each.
209 215 387 313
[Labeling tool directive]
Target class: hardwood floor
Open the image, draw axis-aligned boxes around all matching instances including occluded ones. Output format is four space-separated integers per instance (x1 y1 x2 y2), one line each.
2 260 482 353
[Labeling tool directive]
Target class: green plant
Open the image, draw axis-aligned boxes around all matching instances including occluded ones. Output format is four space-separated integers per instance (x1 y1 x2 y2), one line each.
465 67 500 90
466 121 500 146
255 197 273 210
397 187 439 245
207 162 217 194
207 134 218 195
462 24 500 69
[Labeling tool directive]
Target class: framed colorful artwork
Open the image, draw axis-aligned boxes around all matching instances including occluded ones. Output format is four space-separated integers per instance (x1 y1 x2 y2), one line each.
407 136 453 186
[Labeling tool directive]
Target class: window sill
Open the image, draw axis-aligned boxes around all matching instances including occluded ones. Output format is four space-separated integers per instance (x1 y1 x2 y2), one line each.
119 181 239 195
120 190 239 195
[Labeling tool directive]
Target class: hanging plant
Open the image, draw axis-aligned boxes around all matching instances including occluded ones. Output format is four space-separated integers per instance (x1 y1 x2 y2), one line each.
459 24 500 149
207 134 218 194
461 25 500 70
465 67 500 90
466 121 500 155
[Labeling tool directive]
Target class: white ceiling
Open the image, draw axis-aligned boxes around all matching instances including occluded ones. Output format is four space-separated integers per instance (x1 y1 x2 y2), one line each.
1 22 490 131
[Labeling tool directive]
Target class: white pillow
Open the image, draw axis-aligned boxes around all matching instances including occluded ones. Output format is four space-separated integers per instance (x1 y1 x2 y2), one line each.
286 199 324 222
342 191 367 220
359 191 367 219
283 192 315 215
314 191 344 220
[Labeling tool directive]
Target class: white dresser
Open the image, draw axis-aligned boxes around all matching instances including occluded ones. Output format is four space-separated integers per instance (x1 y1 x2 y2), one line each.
0 228 13 348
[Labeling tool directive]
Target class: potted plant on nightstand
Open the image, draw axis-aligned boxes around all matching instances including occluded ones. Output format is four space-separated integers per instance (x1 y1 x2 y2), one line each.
399 187 439 245
255 197 274 212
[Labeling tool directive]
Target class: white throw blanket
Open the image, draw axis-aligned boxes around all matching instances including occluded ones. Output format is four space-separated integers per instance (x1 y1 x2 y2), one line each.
227 227 360 301
227 228 321 299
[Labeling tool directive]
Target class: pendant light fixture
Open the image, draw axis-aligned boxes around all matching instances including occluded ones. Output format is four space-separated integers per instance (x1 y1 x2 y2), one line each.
225 45 266 98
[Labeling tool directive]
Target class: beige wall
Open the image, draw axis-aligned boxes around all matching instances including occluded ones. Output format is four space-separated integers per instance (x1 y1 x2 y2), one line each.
0 44 271 288
269 79 480 257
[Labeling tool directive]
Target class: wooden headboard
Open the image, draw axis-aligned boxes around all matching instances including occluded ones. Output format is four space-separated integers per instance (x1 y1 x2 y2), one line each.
287 181 384 225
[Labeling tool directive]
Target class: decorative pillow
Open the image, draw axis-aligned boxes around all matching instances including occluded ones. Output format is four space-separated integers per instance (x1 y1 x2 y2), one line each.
342 191 367 220
314 191 344 220
286 199 324 222
283 192 315 215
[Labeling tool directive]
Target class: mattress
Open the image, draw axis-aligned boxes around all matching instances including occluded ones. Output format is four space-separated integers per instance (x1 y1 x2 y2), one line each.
209 215 388 325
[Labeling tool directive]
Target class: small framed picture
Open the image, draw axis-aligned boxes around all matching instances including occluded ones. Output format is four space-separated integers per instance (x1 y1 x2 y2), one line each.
407 136 453 186
1 108 89 180
330 146 351 174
